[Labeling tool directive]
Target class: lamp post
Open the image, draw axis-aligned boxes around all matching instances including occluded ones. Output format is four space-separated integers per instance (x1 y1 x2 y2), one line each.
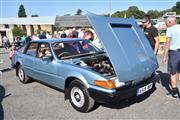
109 0 111 17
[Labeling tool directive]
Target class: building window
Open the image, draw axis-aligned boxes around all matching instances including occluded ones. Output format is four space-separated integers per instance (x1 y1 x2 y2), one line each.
5 24 9 28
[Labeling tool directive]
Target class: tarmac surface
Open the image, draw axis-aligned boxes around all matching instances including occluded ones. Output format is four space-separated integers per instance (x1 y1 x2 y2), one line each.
0 47 180 120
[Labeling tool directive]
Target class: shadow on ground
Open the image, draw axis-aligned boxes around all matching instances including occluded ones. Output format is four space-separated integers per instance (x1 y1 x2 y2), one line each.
0 85 5 120
0 68 12 73
100 86 156 109
156 70 171 93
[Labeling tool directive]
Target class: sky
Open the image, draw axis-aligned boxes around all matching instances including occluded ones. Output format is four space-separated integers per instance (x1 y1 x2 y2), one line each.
0 0 179 18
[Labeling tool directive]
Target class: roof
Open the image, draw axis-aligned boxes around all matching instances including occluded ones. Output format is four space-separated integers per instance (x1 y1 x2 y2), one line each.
0 15 91 27
0 16 56 25
55 15 91 27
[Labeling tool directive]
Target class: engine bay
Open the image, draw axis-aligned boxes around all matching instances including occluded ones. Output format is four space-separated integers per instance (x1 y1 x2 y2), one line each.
78 55 116 76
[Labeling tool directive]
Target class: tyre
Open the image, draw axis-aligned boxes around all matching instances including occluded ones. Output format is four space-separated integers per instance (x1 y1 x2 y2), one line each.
68 80 95 113
17 65 30 83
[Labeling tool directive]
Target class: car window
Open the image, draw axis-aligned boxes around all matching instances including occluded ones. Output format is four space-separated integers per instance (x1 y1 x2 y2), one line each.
52 40 101 59
17 45 26 53
26 43 38 57
37 43 52 58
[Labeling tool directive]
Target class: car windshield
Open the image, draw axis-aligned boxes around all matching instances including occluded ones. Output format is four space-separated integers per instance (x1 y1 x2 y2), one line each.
51 40 103 59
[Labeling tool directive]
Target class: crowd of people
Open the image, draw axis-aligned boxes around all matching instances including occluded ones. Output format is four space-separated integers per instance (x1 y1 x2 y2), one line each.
8 27 103 50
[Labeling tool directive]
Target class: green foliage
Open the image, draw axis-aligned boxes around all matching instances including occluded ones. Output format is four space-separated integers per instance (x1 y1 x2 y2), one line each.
171 1 180 14
54 27 65 31
35 29 41 34
31 14 39 17
18 4 27 17
112 11 126 18
111 1 180 19
112 6 145 19
12 26 23 37
147 10 161 19
177 19 180 24
75 9 82 15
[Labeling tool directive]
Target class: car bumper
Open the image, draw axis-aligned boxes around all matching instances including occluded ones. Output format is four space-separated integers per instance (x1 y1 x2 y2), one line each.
88 74 160 102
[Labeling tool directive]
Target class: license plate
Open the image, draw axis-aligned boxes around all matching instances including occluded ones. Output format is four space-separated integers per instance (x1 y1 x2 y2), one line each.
137 83 153 96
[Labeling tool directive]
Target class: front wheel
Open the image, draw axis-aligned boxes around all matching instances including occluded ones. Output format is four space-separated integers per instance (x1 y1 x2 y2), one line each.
17 65 30 83
68 80 95 113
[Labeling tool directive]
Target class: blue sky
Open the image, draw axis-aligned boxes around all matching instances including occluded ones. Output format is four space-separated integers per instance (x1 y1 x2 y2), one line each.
0 0 179 18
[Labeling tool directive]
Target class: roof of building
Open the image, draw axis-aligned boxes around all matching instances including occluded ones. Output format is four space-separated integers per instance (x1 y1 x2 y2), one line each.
0 15 91 27
0 16 56 25
55 15 91 27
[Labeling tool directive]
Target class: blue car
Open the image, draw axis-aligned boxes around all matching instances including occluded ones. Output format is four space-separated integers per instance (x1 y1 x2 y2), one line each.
12 13 159 112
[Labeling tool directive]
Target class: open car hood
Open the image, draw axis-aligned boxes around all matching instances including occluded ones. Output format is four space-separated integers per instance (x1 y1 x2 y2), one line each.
86 12 158 82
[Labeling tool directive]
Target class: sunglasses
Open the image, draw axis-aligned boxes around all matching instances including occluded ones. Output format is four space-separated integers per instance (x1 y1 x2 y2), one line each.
141 21 148 24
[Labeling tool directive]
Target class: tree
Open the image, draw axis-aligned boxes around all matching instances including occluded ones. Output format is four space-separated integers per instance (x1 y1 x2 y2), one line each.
31 14 39 17
177 19 180 24
112 6 145 19
75 9 82 15
171 1 180 14
12 26 23 37
147 10 161 19
18 4 27 17
111 11 126 18
126 6 145 19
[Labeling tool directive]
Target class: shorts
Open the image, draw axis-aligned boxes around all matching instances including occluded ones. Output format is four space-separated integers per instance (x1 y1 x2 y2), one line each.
168 50 180 75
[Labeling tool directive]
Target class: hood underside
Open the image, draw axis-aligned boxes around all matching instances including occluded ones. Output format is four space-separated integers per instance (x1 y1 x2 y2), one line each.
86 12 158 82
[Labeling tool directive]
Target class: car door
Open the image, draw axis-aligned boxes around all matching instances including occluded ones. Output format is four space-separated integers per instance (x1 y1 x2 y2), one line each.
33 43 59 87
23 42 38 77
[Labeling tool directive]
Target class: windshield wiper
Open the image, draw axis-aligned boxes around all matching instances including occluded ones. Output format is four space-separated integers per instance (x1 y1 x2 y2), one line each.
61 51 106 60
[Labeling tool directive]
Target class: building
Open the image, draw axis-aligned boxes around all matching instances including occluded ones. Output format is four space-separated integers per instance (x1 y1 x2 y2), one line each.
0 16 56 45
0 15 91 46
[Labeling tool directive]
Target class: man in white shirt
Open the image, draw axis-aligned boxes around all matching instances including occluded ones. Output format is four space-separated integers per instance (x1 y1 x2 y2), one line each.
163 16 180 99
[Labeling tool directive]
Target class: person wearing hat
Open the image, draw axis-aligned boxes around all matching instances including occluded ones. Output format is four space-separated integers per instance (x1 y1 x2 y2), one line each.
141 15 159 55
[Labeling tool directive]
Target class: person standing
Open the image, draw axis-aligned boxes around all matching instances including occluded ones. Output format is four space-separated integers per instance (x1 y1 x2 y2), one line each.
72 28 79 38
163 16 180 99
2 36 9 49
141 15 159 55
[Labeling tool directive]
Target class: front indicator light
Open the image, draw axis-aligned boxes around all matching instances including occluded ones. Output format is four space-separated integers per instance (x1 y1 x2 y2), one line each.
94 80 116 89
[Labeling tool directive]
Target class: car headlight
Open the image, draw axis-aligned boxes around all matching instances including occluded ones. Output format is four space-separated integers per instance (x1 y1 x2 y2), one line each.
111 77 125 88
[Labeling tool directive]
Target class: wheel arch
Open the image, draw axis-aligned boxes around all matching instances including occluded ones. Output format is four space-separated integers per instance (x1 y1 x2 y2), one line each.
64 75 89 100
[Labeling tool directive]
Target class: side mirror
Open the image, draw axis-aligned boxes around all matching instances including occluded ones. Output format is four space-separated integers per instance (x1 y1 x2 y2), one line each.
42 56 52 61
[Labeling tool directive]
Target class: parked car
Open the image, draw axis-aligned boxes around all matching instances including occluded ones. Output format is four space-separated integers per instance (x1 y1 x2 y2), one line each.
158 30 167 54
159 30 167 43
12 13 159 112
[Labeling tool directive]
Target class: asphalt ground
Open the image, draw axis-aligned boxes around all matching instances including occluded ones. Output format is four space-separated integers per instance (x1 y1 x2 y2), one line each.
0 47 180 120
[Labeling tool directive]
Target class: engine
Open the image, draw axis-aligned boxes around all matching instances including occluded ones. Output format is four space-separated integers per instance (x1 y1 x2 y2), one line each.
78 55 115 76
